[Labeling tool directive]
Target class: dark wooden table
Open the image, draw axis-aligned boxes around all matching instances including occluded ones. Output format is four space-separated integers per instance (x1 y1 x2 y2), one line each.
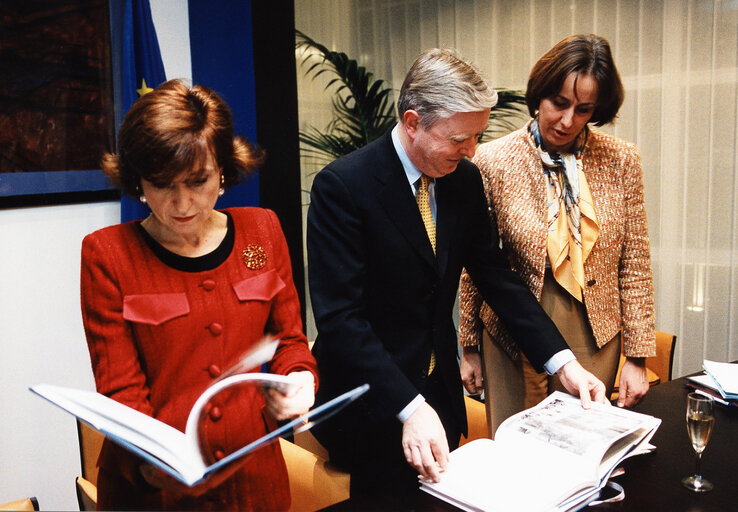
595 375 738 511
322 376 738 511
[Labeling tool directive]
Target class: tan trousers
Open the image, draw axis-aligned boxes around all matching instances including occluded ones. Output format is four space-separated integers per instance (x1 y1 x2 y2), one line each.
481 270 620 435
522 270 621 408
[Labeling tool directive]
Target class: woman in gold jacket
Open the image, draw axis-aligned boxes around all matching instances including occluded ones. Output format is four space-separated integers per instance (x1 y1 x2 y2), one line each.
459 35 656 420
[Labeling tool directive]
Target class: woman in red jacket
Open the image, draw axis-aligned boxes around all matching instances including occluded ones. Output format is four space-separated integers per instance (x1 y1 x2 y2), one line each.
81 79 317 510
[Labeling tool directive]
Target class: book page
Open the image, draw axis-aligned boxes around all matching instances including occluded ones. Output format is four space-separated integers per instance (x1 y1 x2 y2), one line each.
420 438 592 512
29 384 203 482
495 392 658 481
703 360 738 397
183 372 305 464
421 393 660 512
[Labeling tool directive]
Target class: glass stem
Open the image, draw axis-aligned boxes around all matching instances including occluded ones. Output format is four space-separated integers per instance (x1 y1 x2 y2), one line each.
695 451 702 478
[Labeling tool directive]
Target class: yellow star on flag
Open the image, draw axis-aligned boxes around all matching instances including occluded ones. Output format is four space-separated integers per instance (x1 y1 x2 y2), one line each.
137 78 154 97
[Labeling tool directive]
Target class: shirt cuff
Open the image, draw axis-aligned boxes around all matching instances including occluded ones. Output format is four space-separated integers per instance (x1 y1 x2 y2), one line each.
397 394 425 423
543 349 575 375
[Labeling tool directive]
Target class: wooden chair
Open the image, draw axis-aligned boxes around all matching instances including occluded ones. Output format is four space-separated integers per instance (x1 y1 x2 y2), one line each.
0 497 39 511
287 394 488 511
460 395 488 446
76 420 104 510
611 330 677 401
646 330 677 383
75 416 350 512
75 476 97 512
279 438 350 512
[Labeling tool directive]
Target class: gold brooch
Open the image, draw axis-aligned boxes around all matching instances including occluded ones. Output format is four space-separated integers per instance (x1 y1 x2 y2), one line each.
242 244 267 269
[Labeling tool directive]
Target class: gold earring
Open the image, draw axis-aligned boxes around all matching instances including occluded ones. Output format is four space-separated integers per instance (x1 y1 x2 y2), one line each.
218 174 225 196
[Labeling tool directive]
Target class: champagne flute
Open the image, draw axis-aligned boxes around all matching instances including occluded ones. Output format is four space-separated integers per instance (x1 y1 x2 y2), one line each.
681 392 715 492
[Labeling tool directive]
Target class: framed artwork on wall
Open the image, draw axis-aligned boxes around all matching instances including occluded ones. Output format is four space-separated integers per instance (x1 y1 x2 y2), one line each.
0 0 119 208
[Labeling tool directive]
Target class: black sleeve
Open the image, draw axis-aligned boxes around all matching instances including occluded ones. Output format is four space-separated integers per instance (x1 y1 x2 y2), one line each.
307 168 419 419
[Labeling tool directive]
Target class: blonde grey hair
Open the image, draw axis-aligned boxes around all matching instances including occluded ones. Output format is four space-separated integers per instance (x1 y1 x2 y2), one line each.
397 48 498 128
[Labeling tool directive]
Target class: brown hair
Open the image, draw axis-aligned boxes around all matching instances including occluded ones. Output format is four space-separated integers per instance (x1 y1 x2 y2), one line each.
101 79 263 196
526 34 624 126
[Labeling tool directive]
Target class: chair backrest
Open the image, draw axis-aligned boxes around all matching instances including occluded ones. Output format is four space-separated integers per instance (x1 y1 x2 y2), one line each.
293 430 329 460
75 476 97 511
460 395 488 446
76 420 104 511
0 497 39 511
77 420 105 486
611 330 677 401
279 438 350 512
647 330 677 383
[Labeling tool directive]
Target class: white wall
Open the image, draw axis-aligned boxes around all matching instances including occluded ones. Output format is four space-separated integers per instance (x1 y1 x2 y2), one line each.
0 2 190 509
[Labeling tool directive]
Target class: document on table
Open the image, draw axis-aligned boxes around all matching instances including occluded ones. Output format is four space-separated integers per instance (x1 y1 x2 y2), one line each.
702 360 738 399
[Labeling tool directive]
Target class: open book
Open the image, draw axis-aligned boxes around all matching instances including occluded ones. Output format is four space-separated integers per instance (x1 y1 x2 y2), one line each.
420 392 661 512
31 339 368 486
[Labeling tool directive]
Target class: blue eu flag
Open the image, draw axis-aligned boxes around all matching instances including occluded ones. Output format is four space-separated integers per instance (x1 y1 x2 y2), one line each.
120 0 167 222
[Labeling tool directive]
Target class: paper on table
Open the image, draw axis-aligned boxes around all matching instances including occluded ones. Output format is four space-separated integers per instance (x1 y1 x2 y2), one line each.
702 360 738 399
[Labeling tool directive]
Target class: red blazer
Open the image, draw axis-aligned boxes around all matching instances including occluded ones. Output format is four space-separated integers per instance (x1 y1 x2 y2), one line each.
81 207 317 511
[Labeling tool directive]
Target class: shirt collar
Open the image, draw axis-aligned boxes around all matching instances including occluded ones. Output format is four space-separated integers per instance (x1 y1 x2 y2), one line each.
391 124 424 191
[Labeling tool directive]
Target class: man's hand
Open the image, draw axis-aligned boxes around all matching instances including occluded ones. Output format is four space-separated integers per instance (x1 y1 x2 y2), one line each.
261 371 315 421
557 360 608 409
401 402 449 483
617 358 649 408
461 346 483 395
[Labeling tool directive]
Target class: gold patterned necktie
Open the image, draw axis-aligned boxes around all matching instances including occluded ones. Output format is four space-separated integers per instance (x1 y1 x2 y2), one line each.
416 175 436 254
416 174 436 374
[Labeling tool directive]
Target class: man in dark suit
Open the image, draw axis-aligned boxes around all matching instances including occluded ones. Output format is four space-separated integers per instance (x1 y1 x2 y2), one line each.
307 48 607 500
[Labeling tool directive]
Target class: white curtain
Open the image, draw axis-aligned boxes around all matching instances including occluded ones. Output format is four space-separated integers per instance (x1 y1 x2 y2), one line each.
295 0 738 378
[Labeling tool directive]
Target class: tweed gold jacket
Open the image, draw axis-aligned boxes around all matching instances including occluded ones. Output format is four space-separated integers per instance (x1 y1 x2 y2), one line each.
459 121 656 359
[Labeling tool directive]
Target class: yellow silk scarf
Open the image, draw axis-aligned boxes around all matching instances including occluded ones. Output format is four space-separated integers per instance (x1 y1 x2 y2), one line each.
531 120 599 301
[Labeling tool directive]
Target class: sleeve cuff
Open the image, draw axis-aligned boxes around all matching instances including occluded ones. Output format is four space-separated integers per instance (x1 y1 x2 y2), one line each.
397 394 425 423
543 349 575 375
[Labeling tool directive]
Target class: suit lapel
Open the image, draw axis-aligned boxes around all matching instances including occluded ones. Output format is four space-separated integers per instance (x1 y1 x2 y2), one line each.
375 137 438 270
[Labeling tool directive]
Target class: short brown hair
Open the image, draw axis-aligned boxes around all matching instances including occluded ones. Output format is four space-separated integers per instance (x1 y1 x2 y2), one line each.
101 79 263 196
526 34 624 126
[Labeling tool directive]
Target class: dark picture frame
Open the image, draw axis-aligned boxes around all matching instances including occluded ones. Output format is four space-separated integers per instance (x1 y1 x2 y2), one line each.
0 0 119 208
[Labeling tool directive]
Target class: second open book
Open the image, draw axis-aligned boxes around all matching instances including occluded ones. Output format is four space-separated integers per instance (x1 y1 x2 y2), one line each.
421 391 661 512
31 339 368 486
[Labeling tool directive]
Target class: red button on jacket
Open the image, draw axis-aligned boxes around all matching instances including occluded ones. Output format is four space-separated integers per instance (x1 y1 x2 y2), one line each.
208 364 221 378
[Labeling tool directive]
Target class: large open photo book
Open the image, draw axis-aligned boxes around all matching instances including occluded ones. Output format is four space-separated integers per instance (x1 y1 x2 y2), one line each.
31 339 368 486
421 392 661 512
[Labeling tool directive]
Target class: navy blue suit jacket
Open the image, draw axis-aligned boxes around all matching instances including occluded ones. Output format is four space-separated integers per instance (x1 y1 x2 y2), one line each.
307 130 568 462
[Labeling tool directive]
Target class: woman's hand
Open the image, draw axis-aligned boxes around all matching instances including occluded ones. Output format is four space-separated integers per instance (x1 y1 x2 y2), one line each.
460 346 484 395
617 357 649 408
261 370 316 421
